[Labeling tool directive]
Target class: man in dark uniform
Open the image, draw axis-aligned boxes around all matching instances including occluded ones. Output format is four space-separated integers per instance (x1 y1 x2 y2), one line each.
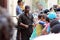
17 6 34 40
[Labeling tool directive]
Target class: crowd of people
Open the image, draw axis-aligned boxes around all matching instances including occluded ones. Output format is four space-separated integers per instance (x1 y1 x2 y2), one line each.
0 0 60 40
16 0 60 40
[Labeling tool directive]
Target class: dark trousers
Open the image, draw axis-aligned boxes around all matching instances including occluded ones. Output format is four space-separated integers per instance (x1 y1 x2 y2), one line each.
17 29 21 40
17 28 33 40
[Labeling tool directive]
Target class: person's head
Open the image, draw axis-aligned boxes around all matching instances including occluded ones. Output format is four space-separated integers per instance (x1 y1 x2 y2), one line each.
38 14 46 21
56 8 60 20
50 7 54 12
25 6 30 13
50 19 60 28
51 24 60 33
44 9 49 14
53 5 58 12
47 12 57 20
40 12 44 14
17 0 22 6
45 17 50 23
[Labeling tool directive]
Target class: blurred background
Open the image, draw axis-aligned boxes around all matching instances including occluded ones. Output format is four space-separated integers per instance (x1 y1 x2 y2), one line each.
0 0 60 24
0 0 60 40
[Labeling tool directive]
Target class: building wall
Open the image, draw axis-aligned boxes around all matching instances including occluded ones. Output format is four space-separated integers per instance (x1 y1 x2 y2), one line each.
7 0 58 24
24 0 32 10
7 0 18 24
48 0 57 9
7 0 32 24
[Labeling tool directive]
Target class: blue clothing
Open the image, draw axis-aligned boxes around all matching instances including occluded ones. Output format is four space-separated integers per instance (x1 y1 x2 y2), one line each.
47 12 57 20
47 26 50 33
39 21 45 25
16 5 23 15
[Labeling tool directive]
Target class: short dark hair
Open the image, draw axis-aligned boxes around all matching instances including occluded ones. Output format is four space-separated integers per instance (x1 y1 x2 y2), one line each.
44 9 49 13
45 17 50 22
51 24 60 33
17 0 22 4
25 6 30 9
50 19 60 28
38 14 46 19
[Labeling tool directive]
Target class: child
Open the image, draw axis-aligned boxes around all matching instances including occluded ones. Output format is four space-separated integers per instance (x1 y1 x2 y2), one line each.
38 14 46 27
36 14 46 36
42 17 50 35
30 14 46 40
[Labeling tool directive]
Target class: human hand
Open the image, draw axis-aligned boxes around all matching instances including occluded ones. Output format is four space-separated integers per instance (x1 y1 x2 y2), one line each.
25 25 29 28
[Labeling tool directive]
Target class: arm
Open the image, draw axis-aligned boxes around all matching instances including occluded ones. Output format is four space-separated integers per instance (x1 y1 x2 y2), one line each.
16 6 23 19
42 27 47 35
16 6 23 15
18 15 28 28
20 23 28 28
